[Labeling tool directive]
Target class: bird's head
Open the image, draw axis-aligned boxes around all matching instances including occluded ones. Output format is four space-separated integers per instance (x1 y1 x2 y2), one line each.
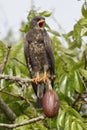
30 16 45 31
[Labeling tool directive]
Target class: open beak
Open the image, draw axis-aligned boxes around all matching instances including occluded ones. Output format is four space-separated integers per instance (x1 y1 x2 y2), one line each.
37 19 45 30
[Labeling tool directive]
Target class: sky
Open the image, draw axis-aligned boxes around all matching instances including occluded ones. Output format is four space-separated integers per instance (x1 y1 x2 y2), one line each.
0 0 84 40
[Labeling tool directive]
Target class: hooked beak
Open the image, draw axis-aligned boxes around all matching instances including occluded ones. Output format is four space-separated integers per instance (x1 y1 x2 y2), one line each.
37 19 45 30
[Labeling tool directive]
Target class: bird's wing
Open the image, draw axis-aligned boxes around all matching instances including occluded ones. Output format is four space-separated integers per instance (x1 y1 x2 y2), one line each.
24 39 37 95
44 30 55 74
24 39 32 74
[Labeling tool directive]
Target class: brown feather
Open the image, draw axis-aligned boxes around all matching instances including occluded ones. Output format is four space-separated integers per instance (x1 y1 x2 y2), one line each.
24 16 55 108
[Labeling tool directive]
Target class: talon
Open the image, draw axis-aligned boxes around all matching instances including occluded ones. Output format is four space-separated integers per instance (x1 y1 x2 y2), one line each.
50 75 56 80
41 72 48 83
32 73 41 84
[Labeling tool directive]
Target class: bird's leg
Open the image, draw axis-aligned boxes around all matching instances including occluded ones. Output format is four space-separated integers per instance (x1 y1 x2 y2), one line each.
31 72 41 84
41 65 48 83
42 71 48 83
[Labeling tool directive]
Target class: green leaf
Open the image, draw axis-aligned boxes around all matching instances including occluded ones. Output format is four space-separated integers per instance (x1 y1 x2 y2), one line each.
0 40 6 64
77 123 84 130
72 19 84 48
74 71 83 93
68 107 83 120
79 68 87 80
62 34 72 46
0 40 6 46
20 24 29 33
64 116 72 130
15 66 21 75
14 115 29 130
71 121 77 130
59 74 68 94
48 29 60 36
81 27 87 36
57 102 84 130
39 11 52 17
79 18 87 27
57 110 66 127
82 4 87 18
64 48 80 57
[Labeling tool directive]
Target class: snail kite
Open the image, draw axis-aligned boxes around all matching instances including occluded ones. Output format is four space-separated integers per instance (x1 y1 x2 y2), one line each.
24 16 55 108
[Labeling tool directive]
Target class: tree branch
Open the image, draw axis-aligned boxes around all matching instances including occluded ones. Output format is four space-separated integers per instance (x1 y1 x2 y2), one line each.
12 58 27 67
0 98 16 121
0 74 32 83
0 73 55 84
72 93 87 108
0 89 35 104
0 46 11 73
0 115 45 128
72 94 81 107
0 46 16 121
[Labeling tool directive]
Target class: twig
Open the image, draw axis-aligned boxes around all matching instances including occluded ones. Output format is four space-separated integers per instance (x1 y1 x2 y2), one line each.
72 94 81 107
0 74 54 83
0 46 11 73
0 115 45 128
12 58 27 67
82 115 87 119
0 74 32 83
0 46 16 121
0 89 35 104
78 71 86 89
72 93 87 108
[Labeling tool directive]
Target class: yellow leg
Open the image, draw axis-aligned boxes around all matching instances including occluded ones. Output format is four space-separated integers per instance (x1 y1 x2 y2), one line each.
41 71 48 83
31 72 41 84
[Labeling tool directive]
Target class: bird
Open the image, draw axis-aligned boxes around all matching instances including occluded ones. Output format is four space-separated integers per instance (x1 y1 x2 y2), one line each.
24 16 55 108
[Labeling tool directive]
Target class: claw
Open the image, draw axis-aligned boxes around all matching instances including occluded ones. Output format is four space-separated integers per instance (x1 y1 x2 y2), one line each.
41 72 48 83
31 72 48 84
32 73 41 84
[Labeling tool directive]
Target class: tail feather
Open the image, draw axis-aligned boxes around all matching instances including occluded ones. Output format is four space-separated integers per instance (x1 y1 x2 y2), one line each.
37 97 43 108
37 83 45 108
33 81 52 108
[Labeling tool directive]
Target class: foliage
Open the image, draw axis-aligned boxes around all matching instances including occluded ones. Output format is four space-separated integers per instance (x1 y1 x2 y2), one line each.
0 3 87 130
